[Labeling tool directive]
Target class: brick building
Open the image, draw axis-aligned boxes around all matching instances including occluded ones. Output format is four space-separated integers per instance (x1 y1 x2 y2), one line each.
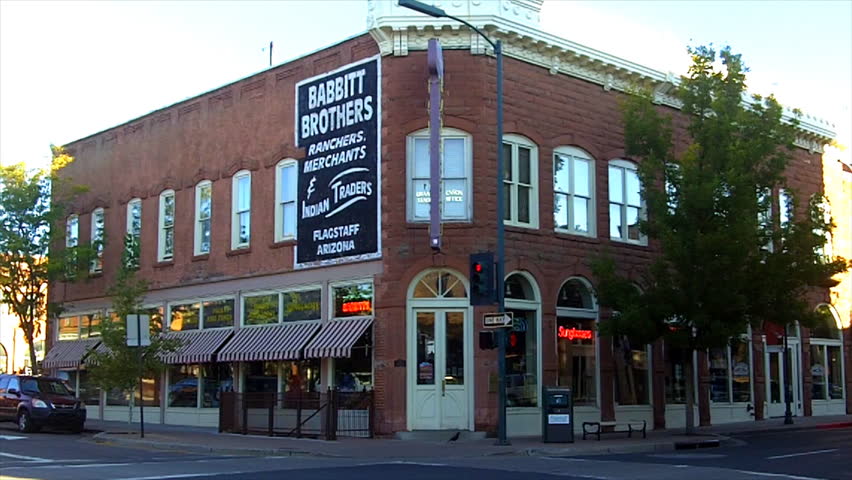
45 0 850 436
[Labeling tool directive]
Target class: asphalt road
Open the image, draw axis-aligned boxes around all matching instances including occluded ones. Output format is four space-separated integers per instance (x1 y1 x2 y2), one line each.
1 423 850 480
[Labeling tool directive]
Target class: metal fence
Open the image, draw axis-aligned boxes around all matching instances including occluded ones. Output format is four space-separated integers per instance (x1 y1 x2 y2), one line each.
218 389 373 440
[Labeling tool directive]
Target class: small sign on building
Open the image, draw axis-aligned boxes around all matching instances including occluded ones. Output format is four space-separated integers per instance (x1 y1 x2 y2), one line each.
483 312 513 329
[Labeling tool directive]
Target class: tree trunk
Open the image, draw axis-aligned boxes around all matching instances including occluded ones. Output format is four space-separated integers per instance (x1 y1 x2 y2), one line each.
21 313 38 376
684 350 696 435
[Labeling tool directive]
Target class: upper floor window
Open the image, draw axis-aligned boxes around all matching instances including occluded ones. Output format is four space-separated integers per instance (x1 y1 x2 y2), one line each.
232 171 251 249
275 160 297 242
554 147 594 236
66 215 79 248
90 208 105 273
503 135 538 228
778 189 793 227
127 198 142 239
194 181 212 255
608 160 645 244
758 188 774 252
406 128 473 222
158 190 175 262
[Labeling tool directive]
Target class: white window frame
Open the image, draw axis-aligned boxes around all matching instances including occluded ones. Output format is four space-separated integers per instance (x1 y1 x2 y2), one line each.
66 215 79 248
126 198 142 239
158 190 175 262
90 208 105 273
553 146 595 236
194 180 212 255
274 160 298 242
503 134 539 228
405 128 474 223
810 304 845 402
167 295 236 330
608 159 646 245
231 170 251 249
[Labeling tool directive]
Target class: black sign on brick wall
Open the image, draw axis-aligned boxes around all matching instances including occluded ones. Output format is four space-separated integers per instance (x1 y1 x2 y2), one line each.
294 56 381 268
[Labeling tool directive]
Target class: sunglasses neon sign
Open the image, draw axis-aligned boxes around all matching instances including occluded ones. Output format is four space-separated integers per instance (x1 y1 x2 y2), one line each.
558 327 593 340
341 300 372 313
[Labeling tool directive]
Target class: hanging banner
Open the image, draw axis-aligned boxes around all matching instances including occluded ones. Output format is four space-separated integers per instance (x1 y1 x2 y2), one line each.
294 56 381 268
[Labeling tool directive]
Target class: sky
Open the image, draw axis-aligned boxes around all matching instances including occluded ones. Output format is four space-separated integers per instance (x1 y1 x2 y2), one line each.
1 0 850 170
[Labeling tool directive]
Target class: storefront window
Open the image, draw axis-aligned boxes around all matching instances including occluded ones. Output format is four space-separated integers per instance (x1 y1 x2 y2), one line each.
244 294 279 325
811 344 826 400
168 365 199 407
144 307 166 334
78 370 100 405
335 327 373 391
81 313 102 338
282 289 321 322
613 336 649 405
333 283 373 318
664 345 688 404
58 316 80 340
170 303 200 331
283 360 321 393
202 299 234 328
107 388 130 406
731 338 751 402
245 361 278 394
202 364 233 407
709 348 730 403
506 309 537 407
556 318 595 405
827 346 843 400
134 376 160 407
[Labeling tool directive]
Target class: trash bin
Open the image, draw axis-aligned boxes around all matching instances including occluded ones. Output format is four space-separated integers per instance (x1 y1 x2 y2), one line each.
542 386 573 443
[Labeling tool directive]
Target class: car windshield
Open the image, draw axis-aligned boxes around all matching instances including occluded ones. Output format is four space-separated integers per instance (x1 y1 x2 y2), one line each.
20 378 72 396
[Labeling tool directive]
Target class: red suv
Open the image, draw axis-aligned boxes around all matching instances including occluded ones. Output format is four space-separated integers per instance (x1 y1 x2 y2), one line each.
0 374 86 433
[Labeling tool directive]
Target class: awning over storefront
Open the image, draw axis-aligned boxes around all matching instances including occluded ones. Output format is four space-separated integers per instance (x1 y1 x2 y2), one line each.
304 318 373 358
217 322 321 362
42 338 100 369
160 328 234 364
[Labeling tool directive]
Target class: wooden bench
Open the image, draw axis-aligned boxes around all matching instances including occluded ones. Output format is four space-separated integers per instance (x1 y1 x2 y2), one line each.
582 420 646 441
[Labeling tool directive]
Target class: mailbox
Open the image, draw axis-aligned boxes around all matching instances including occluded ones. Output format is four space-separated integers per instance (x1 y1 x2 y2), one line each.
542 386 573 443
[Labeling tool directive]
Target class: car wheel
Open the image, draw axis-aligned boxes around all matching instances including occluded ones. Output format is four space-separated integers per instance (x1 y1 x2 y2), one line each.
17 411 38 433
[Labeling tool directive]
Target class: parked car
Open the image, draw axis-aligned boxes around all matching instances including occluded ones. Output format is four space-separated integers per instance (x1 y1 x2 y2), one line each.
0 374 86 433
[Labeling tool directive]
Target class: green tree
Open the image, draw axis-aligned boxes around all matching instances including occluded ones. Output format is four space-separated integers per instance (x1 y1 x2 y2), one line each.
0 147 94 374
87 236 179 422
593 46 848 433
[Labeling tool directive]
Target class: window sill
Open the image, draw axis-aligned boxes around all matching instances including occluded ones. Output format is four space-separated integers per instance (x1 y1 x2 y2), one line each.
154 260 174 268
192 253 210 262
608 238 649 248
226 247 252 257
270 239 296 249
554 231 599 244
87 271 103 278
505 225 542 235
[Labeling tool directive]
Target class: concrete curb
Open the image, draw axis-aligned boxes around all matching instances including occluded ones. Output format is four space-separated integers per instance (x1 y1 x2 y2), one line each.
707 420 852 437
91 432 340 458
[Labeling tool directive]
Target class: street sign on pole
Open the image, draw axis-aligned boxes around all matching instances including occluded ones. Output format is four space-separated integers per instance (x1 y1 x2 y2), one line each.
126 314 151 347
483 312 513 329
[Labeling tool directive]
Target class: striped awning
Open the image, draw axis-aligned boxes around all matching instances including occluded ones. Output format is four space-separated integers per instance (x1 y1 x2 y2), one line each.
42 339 100 369
304 318 373 358
160 328 234 364
217 322 321 362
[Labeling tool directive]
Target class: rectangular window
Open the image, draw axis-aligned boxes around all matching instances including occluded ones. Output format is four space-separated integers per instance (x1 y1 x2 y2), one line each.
125 199 142 269
827 346 843 400
554 151 593 235
408 134 472 222
158 191 175 262
90 209 104 273
811 344 827 400
731 338 751 402
613 336 650 405
134 376 160 407
664 345 688 404
332 283 373 318
503 139 537 227
282 289 321 322
168 364 199 408
169 303 200 331
275 162 297 241
232 172 251 248
78 370 100 405
107 388 130 406
244 294 280 325
335 326 373 391
66 215 79 248
608 162 644 243
778 189 793 226
201 363 233 408
58 316 80 340
81 313 102 338
556 318 596 405
506 309 537 407
709 347 730 403
244 361 278 394
283 359 321 393
195 182 212 255
758 188 774 252
202 299 234 329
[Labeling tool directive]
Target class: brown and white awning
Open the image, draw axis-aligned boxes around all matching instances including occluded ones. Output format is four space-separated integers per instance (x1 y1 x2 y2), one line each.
304 318 373 358
42 338 100 369
217 322 321 362
160 328 234 364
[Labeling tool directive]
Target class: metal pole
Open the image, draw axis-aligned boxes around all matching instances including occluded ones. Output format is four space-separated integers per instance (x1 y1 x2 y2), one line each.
783 327 793 425
137 314 145 438
494 39 509 446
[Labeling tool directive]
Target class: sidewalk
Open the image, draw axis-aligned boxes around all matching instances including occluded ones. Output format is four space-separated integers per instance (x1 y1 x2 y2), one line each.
87 414 852 459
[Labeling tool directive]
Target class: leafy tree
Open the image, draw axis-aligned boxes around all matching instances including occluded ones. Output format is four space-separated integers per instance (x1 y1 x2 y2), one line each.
87 236 179 422
0 147 94 374
593 46 848 433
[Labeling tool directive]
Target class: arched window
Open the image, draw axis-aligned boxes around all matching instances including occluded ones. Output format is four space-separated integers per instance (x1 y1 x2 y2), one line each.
406 128 473 222
556 278 597 406
608 159 645 244
810 304 844 401
554 146 595 236
504 272 541 407
412 270 467 298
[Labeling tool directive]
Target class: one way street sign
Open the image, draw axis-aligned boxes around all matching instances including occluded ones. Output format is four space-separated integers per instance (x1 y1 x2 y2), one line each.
483 312 513 329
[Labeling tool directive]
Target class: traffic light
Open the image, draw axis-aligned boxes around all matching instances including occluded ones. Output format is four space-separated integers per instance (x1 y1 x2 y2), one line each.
469 252 495 305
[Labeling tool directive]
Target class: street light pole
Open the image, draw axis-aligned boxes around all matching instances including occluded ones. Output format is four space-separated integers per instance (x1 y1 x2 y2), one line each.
783 326 793 425
397 0 508 446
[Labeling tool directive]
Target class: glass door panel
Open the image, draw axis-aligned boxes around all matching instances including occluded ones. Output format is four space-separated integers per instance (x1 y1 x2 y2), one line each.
444 312 464 385
417 312 435 385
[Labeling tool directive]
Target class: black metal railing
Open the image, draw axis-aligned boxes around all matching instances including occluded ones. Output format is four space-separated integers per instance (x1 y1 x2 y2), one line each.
219 389 373 440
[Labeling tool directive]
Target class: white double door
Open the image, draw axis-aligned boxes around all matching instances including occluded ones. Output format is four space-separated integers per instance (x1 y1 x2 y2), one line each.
409 309 469 430
766 344 802 418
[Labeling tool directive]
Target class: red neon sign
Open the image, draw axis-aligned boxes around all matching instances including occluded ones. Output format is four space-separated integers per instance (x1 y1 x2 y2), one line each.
341 300 371 314
558 327 593 341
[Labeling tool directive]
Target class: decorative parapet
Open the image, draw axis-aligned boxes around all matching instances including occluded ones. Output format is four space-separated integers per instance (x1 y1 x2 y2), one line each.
368 0 835 150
